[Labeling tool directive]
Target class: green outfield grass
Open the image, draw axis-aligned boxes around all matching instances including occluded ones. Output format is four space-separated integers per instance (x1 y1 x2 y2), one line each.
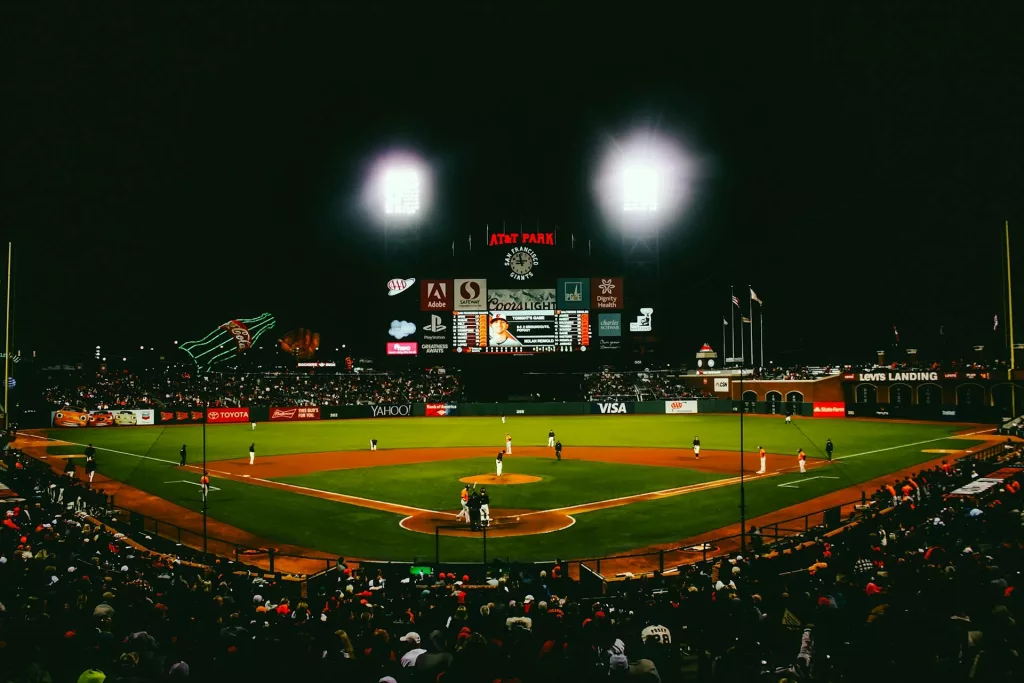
29 415 989 561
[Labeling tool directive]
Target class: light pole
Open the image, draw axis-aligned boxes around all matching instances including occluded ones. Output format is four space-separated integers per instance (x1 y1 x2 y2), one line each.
202 399 207 555
739 371 746 553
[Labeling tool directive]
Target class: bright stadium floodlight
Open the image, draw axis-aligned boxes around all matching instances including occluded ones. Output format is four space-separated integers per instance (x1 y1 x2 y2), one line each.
383 168 420 216
593 129 698 230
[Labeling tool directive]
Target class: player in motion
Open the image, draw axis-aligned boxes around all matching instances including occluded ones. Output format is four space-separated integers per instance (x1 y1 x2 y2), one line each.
798 448 807 473
496 450 504 477
505 433 512 454
547 428 555 447
692 436 701 460
249 442 255 465
456 485 470 522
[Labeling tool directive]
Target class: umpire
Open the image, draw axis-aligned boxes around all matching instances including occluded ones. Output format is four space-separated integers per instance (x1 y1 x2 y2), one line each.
554 440 562 461
468 487 483 531
825 438 834 462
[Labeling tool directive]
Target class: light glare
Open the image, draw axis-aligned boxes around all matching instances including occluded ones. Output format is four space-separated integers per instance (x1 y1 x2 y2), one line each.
622 164 658 212
383 168 420 215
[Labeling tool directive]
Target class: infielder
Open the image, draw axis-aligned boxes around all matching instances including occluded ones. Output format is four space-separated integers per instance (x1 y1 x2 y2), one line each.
505 433 512 454
798 448 807 473
692 436 700 460
86 454 97 484
547 429 555 447
480 487 491 527
757 445 766 475
456 485 470 522
370 438 378 451
496 450 504 477
249 442 255 465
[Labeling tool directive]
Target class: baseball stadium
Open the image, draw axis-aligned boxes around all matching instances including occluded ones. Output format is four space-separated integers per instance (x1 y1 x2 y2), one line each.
4 8 1024 681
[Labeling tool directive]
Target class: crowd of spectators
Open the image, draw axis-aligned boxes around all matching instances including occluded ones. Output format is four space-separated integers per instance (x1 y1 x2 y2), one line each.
585 371 711 401
41 367 462 411
3 436 1024 681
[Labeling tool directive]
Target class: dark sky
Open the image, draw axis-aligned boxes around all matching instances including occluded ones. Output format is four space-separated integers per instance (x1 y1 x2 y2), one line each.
2 3 1023 365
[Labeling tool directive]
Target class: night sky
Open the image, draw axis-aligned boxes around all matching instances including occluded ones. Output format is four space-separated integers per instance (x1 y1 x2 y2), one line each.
3 4 1022 365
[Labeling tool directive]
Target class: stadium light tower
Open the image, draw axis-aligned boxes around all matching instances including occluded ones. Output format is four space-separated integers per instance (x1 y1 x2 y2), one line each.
364 151 431 258
594 129 696 274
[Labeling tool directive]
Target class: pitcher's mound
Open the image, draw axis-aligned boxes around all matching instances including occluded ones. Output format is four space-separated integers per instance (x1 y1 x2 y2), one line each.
460 474 541 485
401 508 574 537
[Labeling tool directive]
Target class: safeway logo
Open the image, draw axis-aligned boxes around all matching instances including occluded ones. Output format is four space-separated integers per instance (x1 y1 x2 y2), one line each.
597 403 627 414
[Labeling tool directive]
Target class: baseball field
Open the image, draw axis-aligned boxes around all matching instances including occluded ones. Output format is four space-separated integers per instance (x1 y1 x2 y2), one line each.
20 415 995 565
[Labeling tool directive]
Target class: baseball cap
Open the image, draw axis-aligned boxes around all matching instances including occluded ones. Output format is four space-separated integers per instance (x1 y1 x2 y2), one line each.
524 595 534 603
168 661 190 677
491 313 508 321
77 670 106 683
399 632 421 644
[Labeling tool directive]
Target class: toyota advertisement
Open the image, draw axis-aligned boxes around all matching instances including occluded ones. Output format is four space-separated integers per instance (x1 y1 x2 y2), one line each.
206 407 251 424
270 406 321 422
425 403 458 417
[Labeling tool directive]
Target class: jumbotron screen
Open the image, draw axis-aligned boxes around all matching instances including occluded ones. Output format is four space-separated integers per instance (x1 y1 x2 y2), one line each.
452 288 590 354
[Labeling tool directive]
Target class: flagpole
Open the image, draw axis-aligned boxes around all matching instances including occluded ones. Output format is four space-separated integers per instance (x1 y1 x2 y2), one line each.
3 242 10 429
730 286 736 360
722 319 727 363
740 312 745 362
749 287 754 368
1006 221 1016 416
760 307 764 372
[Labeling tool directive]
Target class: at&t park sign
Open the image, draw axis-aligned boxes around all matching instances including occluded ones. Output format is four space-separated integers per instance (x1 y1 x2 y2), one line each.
489 232 554 246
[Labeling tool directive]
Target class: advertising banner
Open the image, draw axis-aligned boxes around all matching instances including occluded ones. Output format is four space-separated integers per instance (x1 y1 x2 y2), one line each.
665 400 699 414
487 289 556 311
206 407 250 424
591 277 624 310
420 280 453 311
598 313 622 337
713 378 729 393
813 402 846 417
629 308 654 332
51 408 155 428
590 402 635 415
454 279 487 310
270 406 321 421
425 403 458 417
370 404 412 418
557 278 591 311
157 410 207 424
386 342 419 356
422 313 450 354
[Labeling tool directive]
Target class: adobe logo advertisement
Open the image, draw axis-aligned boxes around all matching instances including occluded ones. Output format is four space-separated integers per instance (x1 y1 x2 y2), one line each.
813 402 846 417
420 280 453 311
386 341 419 356
206 407 250 424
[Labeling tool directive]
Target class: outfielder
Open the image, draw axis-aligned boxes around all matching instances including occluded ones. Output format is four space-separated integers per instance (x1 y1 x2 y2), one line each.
480 487 491 527
692 436 700 460
798 448 807 473
370 438 378 451
505 433 512 454
456 485 470 522
547 429 555 447
757 445 766 475
785 413 792 424
501 413 506 424
496 450 504 477
251 420 256 431
249 442 255 465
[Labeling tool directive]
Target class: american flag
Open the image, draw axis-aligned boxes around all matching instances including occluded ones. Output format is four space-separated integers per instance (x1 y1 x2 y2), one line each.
732 295 740 307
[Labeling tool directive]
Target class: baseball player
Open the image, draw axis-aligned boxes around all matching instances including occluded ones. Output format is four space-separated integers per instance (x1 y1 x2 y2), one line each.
756 445 766 475
547 429 555 447
480 487 491 527
456 485 470 522
370 438 378 451
785 413 792 424
179 444 187 467
555 439 562 461
251 420 256 431
825 438 834 462
501 413 506 424
692 436 700 460
505 433 512 454
200 471 210 500
798 448 807 473
85 443 96 460
86 454 97 484
496 450 504 477
249 442 255 465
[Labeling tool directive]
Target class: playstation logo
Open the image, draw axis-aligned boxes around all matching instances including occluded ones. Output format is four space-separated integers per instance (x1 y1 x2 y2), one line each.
425 315 447 333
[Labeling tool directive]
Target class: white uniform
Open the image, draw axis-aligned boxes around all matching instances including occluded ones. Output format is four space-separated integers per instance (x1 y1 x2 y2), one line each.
505 437 512 454
798 454 806 473
251 422 256 431
496 456 503 477
757 454 766 474
785 415 792 424
249 446 255 465
456 494 469 521
547 433 555 447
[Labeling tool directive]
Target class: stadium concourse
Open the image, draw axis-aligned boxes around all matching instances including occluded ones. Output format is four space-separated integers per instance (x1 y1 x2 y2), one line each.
2 435 1023 682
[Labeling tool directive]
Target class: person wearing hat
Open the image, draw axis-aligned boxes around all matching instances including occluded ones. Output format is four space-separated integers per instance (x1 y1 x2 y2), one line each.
200 471 210 501
756 445 766 474
479 488 491 528
488 313 521 347
826 438 834 462
798 448 807 473
179 444 187 467
85 453 98 485
495 449 504 478
456 485 470 522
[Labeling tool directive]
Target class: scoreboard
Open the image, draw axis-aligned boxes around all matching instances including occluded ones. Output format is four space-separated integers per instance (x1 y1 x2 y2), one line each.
452 310 590 354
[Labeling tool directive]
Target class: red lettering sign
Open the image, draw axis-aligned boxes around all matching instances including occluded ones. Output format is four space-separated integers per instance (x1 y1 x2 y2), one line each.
425 403 449 417
269 406 321 422
812 402 846 417
206 407 250 424
488 232 554 246
386 342 418 356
